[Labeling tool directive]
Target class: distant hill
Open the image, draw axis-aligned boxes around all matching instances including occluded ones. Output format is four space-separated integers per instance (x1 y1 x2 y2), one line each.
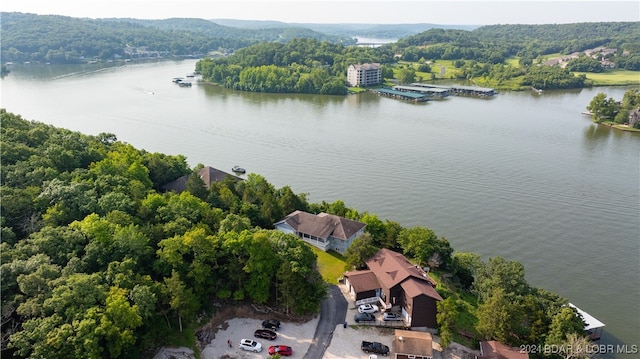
0 12 356 64
210 19 479 39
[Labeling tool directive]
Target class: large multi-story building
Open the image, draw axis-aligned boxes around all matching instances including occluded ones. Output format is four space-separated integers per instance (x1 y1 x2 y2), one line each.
347 63 382 87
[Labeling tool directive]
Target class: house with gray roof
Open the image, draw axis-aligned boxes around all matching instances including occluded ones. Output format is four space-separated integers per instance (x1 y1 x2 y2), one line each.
274 210 366 254
161 166 242 193
344 248 443 330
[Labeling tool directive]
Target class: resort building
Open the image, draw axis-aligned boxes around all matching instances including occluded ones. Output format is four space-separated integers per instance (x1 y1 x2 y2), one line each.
274 211 366 254
347 63 382 87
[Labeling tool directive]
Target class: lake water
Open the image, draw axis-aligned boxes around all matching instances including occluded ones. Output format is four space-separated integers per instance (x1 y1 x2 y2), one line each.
2 60 639 354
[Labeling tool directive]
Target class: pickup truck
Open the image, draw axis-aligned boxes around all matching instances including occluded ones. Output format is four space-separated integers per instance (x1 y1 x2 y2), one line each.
361 341 389 356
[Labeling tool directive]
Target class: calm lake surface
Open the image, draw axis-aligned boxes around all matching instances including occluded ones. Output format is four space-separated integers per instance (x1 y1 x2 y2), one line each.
2 60 639 353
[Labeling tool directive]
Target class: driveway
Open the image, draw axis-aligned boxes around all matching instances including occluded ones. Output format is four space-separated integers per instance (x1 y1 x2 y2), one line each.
303 285 347 359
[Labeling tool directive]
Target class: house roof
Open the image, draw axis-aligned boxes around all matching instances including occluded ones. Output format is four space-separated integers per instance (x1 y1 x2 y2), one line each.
394 329 433 358
161 166 241 192
350 63 381 71
479 341 529 359
343 270 380 293
568 303 605 330
366 248 438 290
275 210 366 241
401 278 443 301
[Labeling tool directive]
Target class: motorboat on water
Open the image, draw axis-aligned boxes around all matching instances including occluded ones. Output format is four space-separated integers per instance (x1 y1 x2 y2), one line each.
232 166 246 174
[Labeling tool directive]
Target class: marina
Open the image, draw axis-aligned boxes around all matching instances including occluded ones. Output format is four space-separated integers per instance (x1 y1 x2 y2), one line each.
375 83 496 103
372 88 429 102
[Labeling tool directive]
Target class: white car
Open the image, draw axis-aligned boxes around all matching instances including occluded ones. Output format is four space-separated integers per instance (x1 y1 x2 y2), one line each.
358 304 379 314
239 339 262 352
383 312 403 321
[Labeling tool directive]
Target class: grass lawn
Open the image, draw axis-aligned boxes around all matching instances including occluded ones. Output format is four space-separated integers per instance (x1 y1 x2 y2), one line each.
600 120 640 132
575 69 640 86
311 246 347 284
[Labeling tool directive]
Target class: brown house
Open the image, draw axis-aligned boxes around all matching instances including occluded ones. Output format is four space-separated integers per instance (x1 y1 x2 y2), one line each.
344 248 443 329
477 341 529 359
394 329 433 359
161 166 242 193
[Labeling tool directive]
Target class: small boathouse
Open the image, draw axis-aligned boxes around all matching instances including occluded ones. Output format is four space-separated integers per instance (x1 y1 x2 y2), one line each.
569 303 605 340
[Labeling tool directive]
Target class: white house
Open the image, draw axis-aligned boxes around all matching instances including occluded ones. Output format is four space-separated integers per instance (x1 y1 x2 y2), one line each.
274 210 366 254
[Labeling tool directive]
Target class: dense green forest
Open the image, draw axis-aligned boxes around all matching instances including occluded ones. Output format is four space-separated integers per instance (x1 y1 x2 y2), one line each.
196 22 639 94
0 12 354 63
1 110 591 358
196 38 395 94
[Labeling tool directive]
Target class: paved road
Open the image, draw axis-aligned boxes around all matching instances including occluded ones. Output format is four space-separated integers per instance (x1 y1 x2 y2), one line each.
303 285 347 359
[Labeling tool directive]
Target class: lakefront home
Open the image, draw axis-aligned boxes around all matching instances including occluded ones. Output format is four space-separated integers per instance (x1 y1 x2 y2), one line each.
274 210 366 254
344 248 443 330
161 166 242 193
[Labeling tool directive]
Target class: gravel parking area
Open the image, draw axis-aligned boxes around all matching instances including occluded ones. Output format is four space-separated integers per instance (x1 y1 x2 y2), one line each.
201 317 319 358
155 283 478 359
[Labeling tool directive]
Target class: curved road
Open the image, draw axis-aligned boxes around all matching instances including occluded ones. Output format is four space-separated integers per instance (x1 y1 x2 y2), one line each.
303 285 348 359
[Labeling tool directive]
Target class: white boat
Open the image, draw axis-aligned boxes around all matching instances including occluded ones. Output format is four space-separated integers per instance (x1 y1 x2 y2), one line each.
232 166 246 174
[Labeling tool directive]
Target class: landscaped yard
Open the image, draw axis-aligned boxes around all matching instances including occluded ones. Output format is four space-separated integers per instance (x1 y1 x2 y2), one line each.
310 246 347 284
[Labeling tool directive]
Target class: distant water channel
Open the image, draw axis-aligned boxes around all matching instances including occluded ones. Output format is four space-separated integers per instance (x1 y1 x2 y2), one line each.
2 60 639 354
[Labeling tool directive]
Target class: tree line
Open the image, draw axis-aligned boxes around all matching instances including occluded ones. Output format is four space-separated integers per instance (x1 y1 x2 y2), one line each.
0 12 354 64
586 88 640 126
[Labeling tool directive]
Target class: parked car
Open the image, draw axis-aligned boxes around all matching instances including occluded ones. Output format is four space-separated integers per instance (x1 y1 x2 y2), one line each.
354 312 375 323
262 319 281 330
382 312 403 321
268 345 293 356
239 339 262 352
358 304 379 313
361 341 390 356
254 329 277 340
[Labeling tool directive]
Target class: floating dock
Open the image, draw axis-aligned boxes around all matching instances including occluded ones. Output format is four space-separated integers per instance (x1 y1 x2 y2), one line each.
569 303 605 340
410 83 496 97
393 85 450 97
373 88 429 102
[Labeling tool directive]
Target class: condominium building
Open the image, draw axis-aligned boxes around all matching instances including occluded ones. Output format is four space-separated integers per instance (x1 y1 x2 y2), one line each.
347 63 382 87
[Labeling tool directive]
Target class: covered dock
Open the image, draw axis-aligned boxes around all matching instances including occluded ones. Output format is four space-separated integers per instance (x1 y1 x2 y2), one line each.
410 83 496 97
393 85 450 97
569 303 605 340
373 88 429 102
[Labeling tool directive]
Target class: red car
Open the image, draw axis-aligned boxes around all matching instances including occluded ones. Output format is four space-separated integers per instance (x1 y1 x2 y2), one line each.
268 345 293 356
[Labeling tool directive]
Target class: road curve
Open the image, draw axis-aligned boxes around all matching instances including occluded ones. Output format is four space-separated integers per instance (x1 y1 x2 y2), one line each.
303 285 347 359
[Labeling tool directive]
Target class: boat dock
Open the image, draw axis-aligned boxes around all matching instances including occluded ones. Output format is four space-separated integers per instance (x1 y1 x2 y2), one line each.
373 88 429 102
393 85 450 98
569 303 605 340
409 83 496 97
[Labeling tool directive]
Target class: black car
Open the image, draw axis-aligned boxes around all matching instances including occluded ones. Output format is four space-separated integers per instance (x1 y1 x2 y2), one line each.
254 329 277 340
262 319 281 330
354 313 375 323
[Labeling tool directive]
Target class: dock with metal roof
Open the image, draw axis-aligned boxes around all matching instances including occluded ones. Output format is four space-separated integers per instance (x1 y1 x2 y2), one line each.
393 85 450 97
373 88 429 102
569 303 605 340
410 83 496 97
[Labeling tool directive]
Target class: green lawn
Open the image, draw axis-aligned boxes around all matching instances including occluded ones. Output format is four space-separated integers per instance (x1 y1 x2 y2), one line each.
311 246 347 284
574 69 640 85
